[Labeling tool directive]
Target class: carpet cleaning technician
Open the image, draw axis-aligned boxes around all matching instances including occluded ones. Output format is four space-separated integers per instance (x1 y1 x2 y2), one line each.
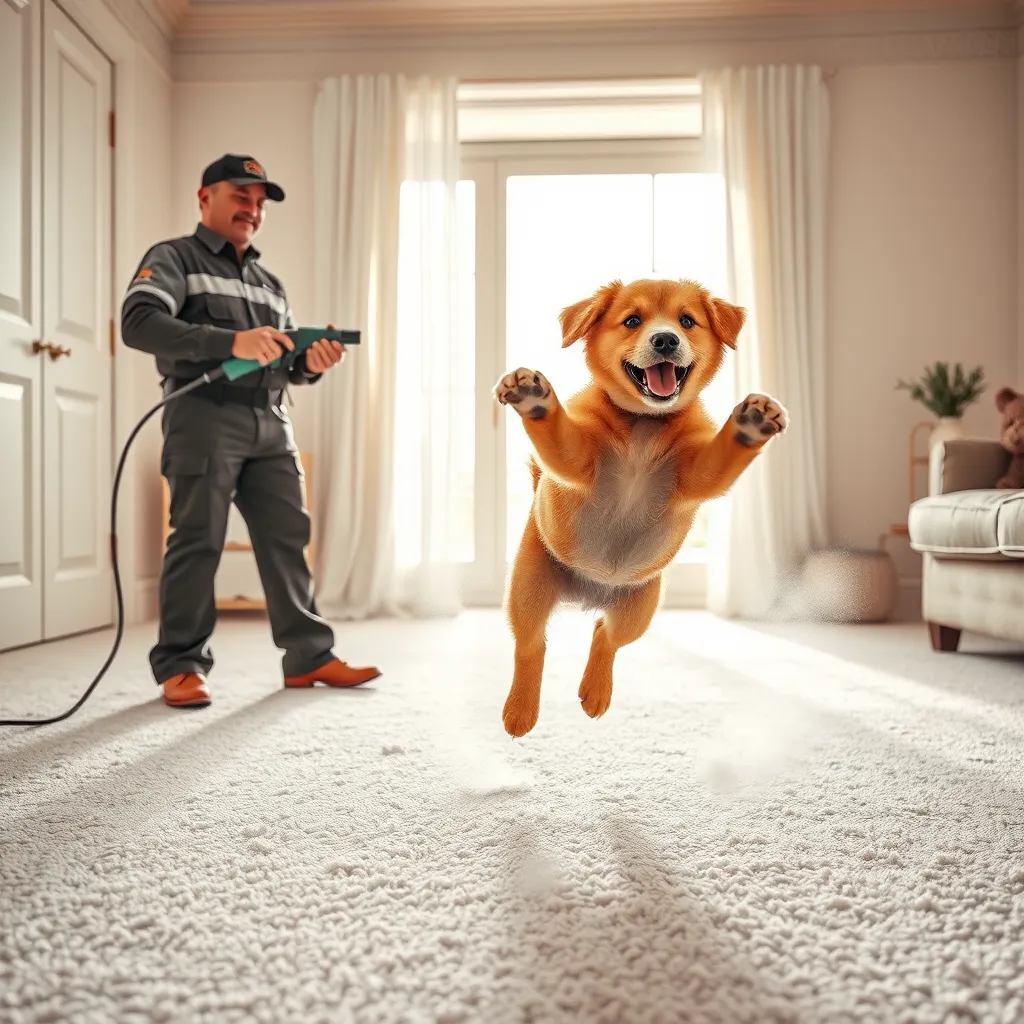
120 153 381 709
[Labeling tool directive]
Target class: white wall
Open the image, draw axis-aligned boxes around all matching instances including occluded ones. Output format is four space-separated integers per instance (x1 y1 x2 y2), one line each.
827 60 1018 560
1019 37 1024 387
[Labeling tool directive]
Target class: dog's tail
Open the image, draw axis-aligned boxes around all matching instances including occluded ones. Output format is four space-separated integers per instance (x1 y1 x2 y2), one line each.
528 456 541 492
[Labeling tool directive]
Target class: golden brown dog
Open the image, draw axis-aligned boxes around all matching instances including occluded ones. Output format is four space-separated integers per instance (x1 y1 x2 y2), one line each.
493 277 788 737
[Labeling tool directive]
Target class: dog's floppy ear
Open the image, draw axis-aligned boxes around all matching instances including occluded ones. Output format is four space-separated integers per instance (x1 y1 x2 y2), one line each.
559 281 621 347
995 387 1020 412
701 294 746 350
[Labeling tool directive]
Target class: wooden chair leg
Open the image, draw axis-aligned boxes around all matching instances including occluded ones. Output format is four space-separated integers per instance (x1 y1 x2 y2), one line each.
928 622 961 652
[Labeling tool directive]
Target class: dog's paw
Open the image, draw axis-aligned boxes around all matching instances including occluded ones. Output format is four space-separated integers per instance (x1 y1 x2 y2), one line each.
494 368 555 420
579 674 612 720
732 394 788 447
503 695 539 738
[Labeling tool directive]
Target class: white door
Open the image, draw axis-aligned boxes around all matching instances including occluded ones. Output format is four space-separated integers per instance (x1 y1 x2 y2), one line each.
0 0 44 651
39 0 115 639
454 140 732 607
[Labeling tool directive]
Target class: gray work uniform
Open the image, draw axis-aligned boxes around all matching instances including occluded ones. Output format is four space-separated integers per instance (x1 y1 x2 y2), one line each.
120 222 337 684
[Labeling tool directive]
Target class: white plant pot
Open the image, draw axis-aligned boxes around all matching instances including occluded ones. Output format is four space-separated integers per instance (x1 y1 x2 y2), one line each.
928 416 964 451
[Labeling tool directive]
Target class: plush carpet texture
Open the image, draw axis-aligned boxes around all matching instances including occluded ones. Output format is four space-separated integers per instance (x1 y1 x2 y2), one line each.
2 609 1023 1024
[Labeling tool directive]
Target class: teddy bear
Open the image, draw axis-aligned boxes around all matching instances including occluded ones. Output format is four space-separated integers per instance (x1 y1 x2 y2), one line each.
994 386 1024 488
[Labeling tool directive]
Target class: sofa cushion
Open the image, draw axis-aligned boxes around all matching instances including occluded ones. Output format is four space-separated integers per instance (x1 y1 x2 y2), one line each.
909 488 1024 560
999 491 1024 555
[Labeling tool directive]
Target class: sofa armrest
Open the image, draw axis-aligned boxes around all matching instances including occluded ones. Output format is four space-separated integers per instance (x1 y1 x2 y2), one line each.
928 438 1011 495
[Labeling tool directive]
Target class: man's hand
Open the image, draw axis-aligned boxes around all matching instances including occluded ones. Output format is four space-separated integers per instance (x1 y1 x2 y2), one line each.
304 323 346 375
232 326 294 365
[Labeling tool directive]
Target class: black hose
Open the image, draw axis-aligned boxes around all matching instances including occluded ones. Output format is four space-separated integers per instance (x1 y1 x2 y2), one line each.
0 373 218 727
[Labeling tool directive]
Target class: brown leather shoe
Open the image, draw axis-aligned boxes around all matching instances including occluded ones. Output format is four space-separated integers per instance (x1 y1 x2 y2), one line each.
284 658 381 689
162 672 211 708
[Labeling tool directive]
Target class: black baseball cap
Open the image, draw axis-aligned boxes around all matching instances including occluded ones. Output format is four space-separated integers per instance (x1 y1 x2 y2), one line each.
200 154 285 202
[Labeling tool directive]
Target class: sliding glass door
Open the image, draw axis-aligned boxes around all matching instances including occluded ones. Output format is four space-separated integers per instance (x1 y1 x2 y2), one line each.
433 139 730 607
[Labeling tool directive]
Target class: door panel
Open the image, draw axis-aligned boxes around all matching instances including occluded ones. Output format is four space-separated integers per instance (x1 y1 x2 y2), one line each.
55 390 100 565
0 0 43 651
41 0 114 639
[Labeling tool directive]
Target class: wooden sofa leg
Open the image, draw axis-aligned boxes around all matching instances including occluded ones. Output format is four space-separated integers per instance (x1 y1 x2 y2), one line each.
928 622 962 652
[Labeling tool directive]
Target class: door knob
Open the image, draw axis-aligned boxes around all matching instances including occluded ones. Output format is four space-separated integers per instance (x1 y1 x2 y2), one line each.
32 340 71 360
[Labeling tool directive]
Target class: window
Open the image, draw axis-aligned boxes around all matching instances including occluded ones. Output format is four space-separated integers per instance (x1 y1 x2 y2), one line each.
503 169 730 564
394 80 732 607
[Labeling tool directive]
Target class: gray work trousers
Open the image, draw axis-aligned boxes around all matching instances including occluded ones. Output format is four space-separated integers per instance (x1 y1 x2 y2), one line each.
151 388 336 683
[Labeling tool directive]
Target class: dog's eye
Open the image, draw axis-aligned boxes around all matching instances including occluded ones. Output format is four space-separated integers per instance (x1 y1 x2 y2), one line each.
624 315 642 329
680 314 696 330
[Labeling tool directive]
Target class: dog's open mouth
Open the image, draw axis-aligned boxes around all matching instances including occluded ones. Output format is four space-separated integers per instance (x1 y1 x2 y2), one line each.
623 361 691 401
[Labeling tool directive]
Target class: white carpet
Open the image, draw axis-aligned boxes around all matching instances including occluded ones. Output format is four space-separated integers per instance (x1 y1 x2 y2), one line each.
2 609 1024 1024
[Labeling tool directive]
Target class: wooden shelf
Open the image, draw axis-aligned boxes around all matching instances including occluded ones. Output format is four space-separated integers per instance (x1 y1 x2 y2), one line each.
161 451 314 612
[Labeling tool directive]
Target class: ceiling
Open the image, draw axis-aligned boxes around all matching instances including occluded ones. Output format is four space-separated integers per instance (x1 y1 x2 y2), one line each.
180 0 1003 7
156 0 1021 39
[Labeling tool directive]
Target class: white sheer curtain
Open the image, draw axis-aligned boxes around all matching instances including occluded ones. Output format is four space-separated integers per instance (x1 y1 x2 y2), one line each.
699 65 831 619
309 73 462 619
392 77 464 617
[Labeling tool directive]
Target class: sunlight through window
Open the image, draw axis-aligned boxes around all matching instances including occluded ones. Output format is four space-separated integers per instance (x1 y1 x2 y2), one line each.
503 171 730 563
394 179 476 570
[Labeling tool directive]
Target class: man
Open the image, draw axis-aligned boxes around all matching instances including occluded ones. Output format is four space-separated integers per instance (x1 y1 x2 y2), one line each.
121 153 380 709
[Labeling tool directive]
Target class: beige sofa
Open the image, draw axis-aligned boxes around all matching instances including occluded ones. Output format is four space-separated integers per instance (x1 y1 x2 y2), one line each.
907 438 1024 651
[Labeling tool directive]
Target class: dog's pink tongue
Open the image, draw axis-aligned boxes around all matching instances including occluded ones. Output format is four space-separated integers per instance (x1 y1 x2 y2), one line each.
645 363 677 397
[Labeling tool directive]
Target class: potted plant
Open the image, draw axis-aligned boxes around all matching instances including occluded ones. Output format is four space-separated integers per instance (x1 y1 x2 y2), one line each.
896 361 985 449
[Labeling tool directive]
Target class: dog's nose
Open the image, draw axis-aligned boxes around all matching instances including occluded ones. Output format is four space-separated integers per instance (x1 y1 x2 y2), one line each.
650 332 679 354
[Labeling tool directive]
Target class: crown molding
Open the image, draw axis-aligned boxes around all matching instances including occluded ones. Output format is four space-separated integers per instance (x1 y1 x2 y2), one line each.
73 0 1021 78
80 0 1022 75
173 23 1019 84
94 0 172 71
173 0 1016 38
171 5 1018 55
144 0 188 34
